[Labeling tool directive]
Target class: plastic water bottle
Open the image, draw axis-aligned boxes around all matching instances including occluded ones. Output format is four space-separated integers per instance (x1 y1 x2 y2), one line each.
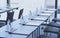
29 11 33 19
6 20 12 32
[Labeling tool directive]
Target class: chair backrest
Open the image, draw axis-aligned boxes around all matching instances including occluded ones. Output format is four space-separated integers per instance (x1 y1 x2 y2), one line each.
6 11 14 24
18 8 24 19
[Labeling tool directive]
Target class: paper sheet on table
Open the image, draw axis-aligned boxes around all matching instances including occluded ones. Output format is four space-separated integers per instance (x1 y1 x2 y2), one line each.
13 26 37 35
32 17 47 21
26 21 43 25
40 13 51 16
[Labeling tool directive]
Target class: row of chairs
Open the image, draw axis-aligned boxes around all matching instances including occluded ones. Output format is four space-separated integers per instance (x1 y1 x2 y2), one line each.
40 16 60 38
0 8 24 28
2 7 53 37
0 8 59 38
37 8 60 38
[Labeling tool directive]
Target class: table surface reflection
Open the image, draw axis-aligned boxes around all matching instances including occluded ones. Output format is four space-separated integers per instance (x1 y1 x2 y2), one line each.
0 7 18 13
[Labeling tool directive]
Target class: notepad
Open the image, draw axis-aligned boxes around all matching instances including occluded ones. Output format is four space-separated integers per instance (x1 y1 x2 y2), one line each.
40 13 51 16
26 21 43 26
48 9 56 11
32 17 48 21
44 11 54 12
13 26 37 35
11 35 27 38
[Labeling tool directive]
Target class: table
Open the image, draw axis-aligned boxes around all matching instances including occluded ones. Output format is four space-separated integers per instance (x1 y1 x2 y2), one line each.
38 13 53 22
30 16 49 22
38 13 52 16
0 27 27 38
0 7 18 14
12 25 37 38
0 19 38 38
9 35 27 38
0 15 49 38
11 22 37 35
23 20 44 37
46 9 56 11
25 20 44 26
37 13 51 21
0 9 52 38
43 11 55 17
43 11 55 13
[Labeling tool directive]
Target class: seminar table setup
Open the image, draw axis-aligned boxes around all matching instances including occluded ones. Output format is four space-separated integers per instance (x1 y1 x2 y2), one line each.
0 8 54 38
7 13 51 38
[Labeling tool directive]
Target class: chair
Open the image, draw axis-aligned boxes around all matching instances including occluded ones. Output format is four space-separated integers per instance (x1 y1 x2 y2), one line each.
42 22 60 28
0 11 14 27
0 37 6 38
52 18 60 22
43 21 60 34
0 8 24 25
18 8 24 19
57 34 60 38
44 26 60 38
0 22 5 27
6 11 14 25
13 8 24 21
43 21 60 37
38 35 55 38
44 26 60 34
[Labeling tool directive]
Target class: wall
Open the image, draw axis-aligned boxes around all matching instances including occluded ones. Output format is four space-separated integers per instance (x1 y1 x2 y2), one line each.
45 0 55 8
0 0 45 19
10 0 45 19
0 0 7 7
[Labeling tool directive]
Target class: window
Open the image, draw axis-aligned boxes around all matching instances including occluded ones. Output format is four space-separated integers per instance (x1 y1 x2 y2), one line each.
0 0 7 20
57 0 60 14
10 0 45 19
45 0 55 9
57 0 60 18
0 0 7 7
